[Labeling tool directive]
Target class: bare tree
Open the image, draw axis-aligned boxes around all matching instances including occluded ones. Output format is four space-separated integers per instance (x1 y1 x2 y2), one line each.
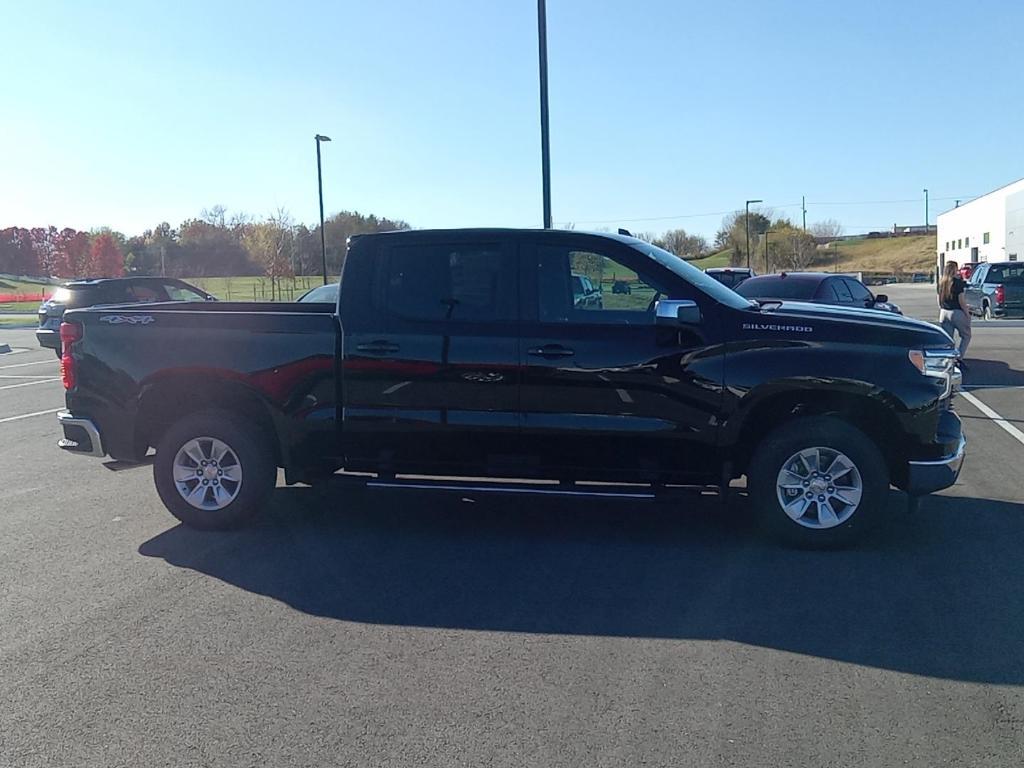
242 208 295 300
659 228 709 260
772 229 819 271
811 218 844 241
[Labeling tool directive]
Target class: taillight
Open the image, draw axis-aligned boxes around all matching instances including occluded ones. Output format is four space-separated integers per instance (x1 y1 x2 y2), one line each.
995 284 1005 305
59 322 82 390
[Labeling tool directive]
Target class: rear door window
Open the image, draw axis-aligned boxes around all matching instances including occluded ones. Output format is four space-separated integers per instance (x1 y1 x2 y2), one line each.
831 279 854 304
814 280 840 303
126 282 169 303
842 278 873 303
163 282 208 301
384 242 516 324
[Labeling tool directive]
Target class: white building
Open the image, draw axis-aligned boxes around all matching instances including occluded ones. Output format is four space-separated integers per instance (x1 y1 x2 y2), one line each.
937 177 1024 271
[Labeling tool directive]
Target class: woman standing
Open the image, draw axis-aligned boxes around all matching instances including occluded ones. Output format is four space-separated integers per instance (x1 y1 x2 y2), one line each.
938 260 971 364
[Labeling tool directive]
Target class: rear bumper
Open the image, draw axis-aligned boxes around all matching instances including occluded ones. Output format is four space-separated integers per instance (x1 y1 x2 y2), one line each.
57 411 106 458
904 410 965 495
36 328 59 349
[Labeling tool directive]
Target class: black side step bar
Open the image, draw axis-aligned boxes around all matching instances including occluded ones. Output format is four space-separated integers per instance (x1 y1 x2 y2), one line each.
330 472 720 500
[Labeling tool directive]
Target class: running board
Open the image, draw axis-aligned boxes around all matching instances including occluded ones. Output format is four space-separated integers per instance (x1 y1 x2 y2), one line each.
345 474 719 500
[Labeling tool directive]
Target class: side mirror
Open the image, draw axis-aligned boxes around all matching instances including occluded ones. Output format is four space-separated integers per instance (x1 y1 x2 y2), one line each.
875 294 888 303
655 299 701 325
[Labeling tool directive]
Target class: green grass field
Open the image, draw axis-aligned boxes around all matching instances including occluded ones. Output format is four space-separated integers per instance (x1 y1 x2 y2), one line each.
687 250 731 270
186 275 338 301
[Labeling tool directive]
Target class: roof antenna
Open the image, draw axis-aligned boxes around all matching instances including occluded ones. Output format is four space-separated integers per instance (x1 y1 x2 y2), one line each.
618 228 633 237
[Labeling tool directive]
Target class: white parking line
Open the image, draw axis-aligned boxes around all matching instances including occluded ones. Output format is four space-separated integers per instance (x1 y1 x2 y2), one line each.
0 408 61 424
0 359 56 370
0 374 57 379
960 391 1024 447
0 377 61 391
382 381 411 395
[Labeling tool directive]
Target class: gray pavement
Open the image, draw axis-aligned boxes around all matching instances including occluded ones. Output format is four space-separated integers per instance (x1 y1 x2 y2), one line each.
2 308 1024 767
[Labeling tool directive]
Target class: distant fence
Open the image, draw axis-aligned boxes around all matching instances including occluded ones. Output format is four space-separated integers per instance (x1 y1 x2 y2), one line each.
0 292 48 303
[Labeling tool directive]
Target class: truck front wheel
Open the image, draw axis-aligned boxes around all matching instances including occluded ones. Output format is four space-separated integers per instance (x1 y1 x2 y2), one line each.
747 416 889 547
154 410 276 530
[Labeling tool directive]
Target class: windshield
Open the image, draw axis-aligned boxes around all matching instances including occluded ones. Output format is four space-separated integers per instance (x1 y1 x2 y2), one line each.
628 241 753 310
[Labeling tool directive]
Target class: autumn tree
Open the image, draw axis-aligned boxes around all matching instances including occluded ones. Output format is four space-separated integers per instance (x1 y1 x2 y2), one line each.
242 209 296 299
89 233 124 277
54 229 91 277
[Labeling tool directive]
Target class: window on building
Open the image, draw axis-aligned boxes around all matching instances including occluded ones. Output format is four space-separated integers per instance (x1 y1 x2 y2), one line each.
946 241 950 250
983 232 990 244
958 239 962 249
965 237 970 247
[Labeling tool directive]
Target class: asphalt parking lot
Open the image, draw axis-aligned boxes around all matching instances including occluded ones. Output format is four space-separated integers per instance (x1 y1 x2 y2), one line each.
1 284 1022 767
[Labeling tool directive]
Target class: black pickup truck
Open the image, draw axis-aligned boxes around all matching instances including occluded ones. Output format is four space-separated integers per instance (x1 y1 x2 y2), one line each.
56 229 965 546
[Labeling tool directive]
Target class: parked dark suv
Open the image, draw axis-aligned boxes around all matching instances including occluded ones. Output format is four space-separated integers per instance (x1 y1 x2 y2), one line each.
736 272 902 314
37 277 215 356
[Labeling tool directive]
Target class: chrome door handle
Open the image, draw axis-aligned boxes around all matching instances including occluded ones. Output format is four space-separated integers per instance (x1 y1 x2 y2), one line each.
528 345 575 358
355 341 400 355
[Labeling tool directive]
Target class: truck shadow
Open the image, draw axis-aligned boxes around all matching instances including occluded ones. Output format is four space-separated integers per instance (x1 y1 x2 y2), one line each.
138 487 1024 685
963 357 1024 387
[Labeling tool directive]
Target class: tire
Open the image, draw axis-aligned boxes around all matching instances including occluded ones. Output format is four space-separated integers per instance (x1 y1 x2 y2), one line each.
747 416 889 548
982 301 992 321
153 410 276 530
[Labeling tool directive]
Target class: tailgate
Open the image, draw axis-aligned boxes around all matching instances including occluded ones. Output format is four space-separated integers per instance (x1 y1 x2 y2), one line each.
1002 283 1024 310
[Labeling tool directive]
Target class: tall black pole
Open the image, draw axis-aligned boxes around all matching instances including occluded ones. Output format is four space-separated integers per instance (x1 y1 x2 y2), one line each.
538 0 552 229
316 137 328 285
745 201 751 269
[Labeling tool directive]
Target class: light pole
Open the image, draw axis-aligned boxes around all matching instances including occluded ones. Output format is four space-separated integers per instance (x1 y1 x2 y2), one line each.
745 199 762 269
923 188 929 231
315 134 331 285
537 0 552 228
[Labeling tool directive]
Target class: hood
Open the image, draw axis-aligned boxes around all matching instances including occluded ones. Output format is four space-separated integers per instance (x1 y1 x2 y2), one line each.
753 300 953 346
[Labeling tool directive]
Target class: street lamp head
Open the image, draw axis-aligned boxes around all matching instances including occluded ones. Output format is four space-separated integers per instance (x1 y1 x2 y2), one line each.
747 199 763 205
315 134 332 142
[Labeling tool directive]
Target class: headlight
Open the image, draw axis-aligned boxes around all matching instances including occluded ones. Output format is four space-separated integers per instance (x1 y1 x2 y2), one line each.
908 349 957 377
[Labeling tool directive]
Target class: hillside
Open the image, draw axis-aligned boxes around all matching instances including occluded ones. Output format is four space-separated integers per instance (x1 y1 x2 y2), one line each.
687 236 936 275
811 235 936 275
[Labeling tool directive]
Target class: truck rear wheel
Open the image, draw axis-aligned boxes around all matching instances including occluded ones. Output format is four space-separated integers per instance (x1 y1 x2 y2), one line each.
154 410 276 530
747 416 888 548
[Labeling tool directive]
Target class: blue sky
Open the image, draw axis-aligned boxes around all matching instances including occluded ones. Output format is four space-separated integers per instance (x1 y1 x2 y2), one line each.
2 0 1021 240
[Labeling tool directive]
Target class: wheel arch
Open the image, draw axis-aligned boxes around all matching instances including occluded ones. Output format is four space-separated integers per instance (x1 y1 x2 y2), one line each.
728 386 904 480
135 375 283 466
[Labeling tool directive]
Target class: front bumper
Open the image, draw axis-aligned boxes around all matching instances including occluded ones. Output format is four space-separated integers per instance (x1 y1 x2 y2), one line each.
57 411 106 458
905 410 965 495
36 328 59 349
